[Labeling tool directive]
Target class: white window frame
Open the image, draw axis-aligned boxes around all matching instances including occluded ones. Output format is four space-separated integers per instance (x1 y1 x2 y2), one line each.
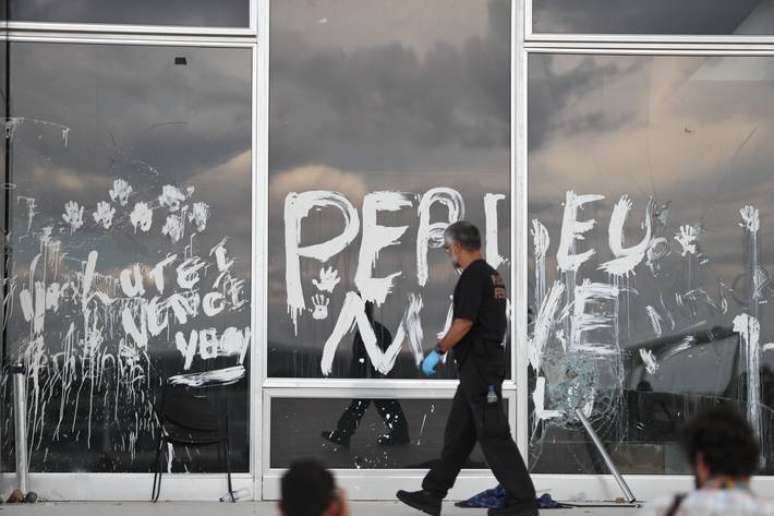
6 0 257 36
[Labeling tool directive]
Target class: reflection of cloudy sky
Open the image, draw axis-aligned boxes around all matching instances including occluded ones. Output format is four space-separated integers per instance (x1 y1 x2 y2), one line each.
9 0 249 27
532 0 773 35
528 53 774 355
268 0 512 374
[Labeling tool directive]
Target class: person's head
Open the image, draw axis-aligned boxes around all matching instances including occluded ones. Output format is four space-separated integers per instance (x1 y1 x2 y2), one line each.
280 460 343 516
682 406 760 488
443 221 482 269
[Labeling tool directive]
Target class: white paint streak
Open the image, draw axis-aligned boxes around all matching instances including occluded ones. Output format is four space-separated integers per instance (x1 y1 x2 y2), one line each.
556 191 604 273
531 219 550 310
529 281 565 370
639 349 659 375
167 366 246 387
416 188 465 286
598 196 653 277
284 191 360 334
645 305 663 337
733 313 762 439
355 192 411 304
484 193 508 270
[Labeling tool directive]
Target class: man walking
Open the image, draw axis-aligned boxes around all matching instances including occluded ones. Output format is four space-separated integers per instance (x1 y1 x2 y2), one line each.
397 221 537 516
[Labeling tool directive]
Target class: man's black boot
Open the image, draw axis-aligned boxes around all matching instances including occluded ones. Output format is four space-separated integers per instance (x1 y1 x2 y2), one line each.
487 499 539 516
396 490 443 516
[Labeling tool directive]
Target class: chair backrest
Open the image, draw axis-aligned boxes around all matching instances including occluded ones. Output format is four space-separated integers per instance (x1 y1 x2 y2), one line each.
158 384 222 433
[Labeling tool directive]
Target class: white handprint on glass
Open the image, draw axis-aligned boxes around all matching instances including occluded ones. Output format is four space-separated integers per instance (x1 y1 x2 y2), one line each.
312 266 341 293
311 294 330 320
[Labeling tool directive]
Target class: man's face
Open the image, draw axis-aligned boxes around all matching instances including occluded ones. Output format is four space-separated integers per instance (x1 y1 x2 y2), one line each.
443 237 461 269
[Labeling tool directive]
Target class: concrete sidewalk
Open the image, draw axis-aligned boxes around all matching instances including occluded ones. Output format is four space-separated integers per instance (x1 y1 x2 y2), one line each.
0 501 641 516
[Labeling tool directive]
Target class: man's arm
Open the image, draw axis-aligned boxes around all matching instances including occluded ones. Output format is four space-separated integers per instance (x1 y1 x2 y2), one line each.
437 318 473 354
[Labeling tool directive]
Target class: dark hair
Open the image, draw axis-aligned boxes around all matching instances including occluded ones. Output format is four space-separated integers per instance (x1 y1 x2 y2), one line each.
281 459 336 516
682 406 760 478
445 221 481 251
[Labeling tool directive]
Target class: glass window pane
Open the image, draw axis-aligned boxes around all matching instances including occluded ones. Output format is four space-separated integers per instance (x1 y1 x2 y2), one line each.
528 53 774 475
268 0 512 379
532 0 774 35
271 397 509 468
6 43 252 472
10 0 250 27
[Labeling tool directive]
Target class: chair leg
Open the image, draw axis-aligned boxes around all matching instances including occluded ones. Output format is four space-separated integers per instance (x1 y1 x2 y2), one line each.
153 438 165 503
224 439 235 502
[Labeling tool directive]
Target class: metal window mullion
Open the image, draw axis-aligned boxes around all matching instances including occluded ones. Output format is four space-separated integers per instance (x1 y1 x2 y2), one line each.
7 31 256 47
253 0 271 501
514 0 530 462
7 21 256 37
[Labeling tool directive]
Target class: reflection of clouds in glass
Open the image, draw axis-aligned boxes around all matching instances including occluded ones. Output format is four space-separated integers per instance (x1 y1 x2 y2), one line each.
532 0 768 35
11 0 249 26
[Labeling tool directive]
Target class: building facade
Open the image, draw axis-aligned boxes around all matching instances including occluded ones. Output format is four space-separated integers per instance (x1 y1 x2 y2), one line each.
2 0 773 502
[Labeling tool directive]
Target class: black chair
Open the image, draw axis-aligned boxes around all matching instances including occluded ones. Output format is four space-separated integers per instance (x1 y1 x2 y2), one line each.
151 383 235 502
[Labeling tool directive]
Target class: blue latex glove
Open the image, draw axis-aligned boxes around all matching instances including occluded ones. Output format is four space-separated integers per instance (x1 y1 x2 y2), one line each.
421 349 442 376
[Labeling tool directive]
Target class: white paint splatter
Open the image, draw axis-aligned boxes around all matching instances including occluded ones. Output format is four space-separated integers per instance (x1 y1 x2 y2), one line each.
109 179 133 206
484 193 508 270
62 201 84 233
556 191 604 273
92 201 116 229
158 185 187 212
598 196 653 277
167 366 246 387
355 192 411 304
161 214 185 243
416 188 465 286
674 225 700 256
284 191 360 333
130 202 153 232
188 202 210 232
739 205 760 233
639 349 659 375
645 305 663 337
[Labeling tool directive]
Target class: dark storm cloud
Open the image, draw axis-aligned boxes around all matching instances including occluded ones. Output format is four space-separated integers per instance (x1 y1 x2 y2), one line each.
10 0 249 27
12 43 251 187
269 0 510 174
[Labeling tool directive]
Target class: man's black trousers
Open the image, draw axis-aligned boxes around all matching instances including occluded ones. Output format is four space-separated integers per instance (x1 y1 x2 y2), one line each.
422 350 536 503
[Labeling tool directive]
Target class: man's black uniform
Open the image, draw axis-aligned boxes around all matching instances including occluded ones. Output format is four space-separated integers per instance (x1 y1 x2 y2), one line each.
422 259 535 505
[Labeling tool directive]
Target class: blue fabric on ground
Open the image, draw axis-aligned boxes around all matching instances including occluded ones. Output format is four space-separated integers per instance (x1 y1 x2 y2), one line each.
454 485 570 509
